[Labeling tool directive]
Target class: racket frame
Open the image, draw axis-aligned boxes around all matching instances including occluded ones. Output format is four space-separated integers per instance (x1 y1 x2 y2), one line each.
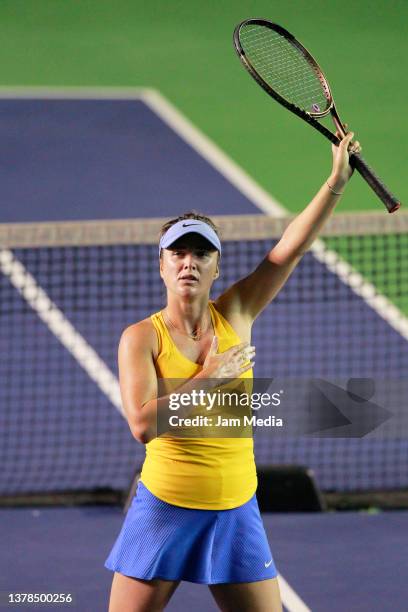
234 18 401 212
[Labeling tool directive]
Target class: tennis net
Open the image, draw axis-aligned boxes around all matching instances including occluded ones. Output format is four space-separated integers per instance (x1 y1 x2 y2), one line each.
1 212 408 503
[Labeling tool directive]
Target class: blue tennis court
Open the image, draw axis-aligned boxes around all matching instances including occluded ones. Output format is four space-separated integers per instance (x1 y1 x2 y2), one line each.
1 505 407 611
0 96 261 223
1 93 407 611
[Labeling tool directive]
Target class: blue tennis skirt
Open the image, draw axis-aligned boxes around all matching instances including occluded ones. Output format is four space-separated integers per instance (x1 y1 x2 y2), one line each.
104 481 277 584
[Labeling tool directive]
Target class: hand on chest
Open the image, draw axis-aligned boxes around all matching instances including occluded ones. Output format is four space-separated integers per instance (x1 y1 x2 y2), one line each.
170 330 215 366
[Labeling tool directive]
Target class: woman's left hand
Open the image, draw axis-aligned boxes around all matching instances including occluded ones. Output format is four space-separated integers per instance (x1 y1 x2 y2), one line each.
331 127 362 187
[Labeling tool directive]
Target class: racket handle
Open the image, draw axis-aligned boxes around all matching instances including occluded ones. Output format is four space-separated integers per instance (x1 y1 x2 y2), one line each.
349 152 401 213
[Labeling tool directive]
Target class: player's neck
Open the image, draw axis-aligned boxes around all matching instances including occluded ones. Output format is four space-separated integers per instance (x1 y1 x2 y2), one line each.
165 296 210 330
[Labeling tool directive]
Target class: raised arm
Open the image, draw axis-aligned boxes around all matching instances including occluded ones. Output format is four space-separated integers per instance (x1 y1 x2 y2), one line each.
216 131 361 323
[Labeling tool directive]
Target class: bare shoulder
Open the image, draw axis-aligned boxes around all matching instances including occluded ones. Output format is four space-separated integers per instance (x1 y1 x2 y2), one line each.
119 317 159 361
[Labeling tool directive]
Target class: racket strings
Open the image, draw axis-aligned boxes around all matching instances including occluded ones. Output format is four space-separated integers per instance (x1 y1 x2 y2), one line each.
239 25 330 114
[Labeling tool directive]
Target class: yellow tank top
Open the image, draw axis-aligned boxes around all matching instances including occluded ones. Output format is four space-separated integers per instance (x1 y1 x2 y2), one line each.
139 301 257 510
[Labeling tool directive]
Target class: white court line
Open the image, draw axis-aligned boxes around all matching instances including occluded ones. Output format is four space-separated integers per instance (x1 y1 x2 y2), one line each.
1 86 407 339
0 248 123 415
2 246 313 611
0 86 148 99
0 85 355 612
312 243 408 339
0 87 407 415
278 574 312 612
142 88 285 217
142 87 408 342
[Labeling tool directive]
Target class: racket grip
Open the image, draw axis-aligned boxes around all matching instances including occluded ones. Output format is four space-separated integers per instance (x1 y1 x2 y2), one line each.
349 153 401 213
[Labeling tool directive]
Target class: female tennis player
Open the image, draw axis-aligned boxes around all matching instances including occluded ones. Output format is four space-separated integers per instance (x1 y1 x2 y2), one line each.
105 130 361 611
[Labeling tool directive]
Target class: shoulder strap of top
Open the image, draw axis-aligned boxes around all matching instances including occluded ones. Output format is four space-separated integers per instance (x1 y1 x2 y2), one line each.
150 311 166 355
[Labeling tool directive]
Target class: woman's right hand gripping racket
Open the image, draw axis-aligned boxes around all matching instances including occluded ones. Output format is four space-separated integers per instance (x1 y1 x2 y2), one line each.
233 19 401 213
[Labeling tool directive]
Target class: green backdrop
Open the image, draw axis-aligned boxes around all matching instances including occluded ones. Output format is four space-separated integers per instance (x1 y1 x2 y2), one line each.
0 0 406 212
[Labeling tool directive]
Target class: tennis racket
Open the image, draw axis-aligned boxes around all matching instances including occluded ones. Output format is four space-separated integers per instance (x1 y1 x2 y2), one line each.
233 19 401 213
